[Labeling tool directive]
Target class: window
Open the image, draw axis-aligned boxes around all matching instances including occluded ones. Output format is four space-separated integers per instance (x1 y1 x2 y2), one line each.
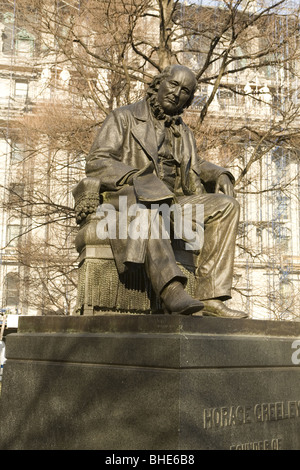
191 86 207 110
16 38 34 56
2 13 14 55
8 183 25 204
6 224 21 248
4 272 19 307
16 29 34 57
2 17 35 57
11 142 25 163
275 195 290 222
14 80 28 98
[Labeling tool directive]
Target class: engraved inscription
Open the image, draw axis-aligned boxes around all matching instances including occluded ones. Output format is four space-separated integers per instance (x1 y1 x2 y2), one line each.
203 400 300 429
230 438 282 450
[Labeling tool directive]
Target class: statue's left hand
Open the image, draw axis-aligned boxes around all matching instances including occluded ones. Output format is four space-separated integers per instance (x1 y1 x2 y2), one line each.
215 174 235 198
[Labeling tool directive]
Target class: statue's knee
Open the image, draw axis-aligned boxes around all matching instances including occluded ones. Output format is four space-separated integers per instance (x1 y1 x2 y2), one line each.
221 194 240 215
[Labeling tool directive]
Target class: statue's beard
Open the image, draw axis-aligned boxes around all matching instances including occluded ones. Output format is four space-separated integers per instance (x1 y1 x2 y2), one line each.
147 92 183 125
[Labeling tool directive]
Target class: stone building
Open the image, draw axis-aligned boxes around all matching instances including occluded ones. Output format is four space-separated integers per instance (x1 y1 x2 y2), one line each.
0 0 299 319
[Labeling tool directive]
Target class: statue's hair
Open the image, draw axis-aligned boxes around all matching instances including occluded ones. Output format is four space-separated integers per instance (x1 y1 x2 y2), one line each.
146 65 197 111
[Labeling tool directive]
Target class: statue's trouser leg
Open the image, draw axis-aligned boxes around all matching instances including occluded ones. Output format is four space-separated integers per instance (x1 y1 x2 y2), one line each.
178 193 240 301
144 212 187 296
107 187 187 294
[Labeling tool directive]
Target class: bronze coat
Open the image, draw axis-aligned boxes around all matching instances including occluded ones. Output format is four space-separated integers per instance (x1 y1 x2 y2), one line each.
85 99 232 272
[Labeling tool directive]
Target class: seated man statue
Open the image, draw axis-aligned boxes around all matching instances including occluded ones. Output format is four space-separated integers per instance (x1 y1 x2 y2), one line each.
85 64 248 318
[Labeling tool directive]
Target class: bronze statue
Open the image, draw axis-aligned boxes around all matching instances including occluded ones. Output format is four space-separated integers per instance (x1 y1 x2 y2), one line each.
85 65 248 318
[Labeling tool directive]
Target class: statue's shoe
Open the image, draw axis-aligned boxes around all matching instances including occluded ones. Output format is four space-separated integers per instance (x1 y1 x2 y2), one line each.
161 281 204 316
198 299 249 319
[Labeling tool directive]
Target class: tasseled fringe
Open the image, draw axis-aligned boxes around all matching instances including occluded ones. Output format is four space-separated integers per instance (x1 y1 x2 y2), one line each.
75 258 196 315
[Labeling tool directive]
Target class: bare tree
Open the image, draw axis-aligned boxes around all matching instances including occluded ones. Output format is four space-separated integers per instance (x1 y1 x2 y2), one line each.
1 0 300 316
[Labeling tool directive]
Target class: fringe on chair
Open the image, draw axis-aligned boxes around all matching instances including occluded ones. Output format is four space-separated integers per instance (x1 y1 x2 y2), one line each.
75 258 196 315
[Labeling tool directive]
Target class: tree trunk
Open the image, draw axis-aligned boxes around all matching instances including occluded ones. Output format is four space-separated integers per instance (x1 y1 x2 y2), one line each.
157 0 175 69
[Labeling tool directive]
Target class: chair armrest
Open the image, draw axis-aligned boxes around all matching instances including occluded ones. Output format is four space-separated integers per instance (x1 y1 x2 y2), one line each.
72 177 101 225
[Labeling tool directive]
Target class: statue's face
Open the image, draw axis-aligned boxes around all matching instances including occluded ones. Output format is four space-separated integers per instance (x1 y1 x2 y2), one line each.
156 66 196 115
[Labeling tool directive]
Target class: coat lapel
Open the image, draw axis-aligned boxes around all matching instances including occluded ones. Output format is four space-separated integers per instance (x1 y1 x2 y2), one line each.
131 100 159 169
130 100 194 177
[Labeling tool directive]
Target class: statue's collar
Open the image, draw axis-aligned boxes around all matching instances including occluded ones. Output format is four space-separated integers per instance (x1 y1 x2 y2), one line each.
133 99 182 138
132 99 151 121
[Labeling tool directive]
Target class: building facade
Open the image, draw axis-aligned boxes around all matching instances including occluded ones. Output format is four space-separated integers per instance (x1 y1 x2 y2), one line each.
0 1 299 319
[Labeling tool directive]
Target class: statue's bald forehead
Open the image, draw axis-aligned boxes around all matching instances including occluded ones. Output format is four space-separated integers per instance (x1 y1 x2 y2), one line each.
166 65 197 87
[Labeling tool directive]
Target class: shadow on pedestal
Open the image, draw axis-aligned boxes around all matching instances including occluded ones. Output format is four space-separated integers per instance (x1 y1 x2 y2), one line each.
0 314 300 450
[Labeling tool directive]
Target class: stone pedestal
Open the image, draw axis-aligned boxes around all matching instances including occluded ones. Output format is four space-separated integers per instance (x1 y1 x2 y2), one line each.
0 315 300 450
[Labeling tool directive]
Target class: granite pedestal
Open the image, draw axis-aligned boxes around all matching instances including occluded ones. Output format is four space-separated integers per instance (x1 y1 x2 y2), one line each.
0 315 300 450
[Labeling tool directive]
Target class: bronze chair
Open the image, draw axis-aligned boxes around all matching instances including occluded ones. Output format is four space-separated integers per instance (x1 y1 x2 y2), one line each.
72 177 198 315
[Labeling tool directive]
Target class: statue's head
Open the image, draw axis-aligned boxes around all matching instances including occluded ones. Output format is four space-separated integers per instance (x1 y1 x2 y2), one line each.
147 65 197 116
